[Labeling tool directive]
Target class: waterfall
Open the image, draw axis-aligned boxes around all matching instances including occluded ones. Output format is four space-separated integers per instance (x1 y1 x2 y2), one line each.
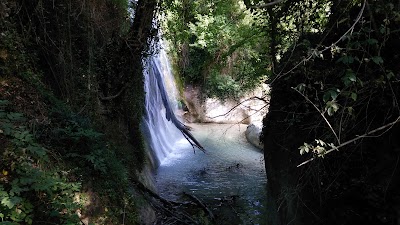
142 47 187 166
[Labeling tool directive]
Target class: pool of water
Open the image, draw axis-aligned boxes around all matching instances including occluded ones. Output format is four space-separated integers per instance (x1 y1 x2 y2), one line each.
155 123 267 224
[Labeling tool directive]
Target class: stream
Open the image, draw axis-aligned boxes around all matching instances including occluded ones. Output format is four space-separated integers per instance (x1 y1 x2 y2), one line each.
143 45 267 224
154 123 267 225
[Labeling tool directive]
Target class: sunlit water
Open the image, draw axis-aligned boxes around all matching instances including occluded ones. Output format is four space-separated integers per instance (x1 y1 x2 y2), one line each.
142 46 184 165
155 123 267 224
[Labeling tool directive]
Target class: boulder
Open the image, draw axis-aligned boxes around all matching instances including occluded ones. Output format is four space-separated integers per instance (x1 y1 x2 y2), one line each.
245 124 264 150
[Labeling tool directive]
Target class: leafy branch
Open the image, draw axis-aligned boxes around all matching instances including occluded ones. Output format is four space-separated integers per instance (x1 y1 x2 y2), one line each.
292 87 340 144
270 0 367 84
297 116 400 167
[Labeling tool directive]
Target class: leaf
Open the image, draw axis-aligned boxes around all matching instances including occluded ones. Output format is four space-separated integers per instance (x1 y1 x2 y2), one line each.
337 18 348 24
351 92 357 101
347 107 354 115
0 100 10 106
341 70 356 87
299 143 310 155
326 101 339 116
10 185 24 195
295 83 306 92
26 146 46 158
380 26 386 34
19 177 35 185
386 71 394 80
327 107 333 116
315 139 326 147
328 143 337 149
25 217 33 225
50 210 60 217
10 208 25 222
7 113 24 121
323 90 339 102
372 56 383 65
1 196 22 209
348 74 356 82
366 38 378 45
314 146 325 154
337 55 354 65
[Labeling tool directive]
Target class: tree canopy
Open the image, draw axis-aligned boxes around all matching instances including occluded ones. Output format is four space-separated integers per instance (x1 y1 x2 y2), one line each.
162 0 270 99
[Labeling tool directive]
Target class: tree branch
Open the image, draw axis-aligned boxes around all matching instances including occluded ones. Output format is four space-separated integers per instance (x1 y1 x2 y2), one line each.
297 116 400 167
270 0 367 84
292 87 340 144
206 96 269 119
184 192 214 221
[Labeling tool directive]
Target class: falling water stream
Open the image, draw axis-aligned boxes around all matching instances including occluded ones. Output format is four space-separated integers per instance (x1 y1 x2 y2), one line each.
142 46 183 165
143 46 267 224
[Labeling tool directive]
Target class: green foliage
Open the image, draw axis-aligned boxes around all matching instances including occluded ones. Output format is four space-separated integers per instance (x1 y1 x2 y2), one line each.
205 70 241 100
183 47 211 84
299 139 336 157
1 0 147 224
111 0 129 9
267 0 332 61
0 100 82 224
279 1 400 158
163 0 268 99
1 94 138 224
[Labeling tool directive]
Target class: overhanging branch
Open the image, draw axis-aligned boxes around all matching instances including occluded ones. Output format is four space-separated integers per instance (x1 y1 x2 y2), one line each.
297 116 400 167
206 96 269 119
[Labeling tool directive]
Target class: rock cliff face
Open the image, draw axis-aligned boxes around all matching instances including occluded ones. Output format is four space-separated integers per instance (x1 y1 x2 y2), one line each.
183 84 269 125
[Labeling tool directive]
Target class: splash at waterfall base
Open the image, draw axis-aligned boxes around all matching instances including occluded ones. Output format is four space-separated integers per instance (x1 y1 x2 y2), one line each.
154 124 267 224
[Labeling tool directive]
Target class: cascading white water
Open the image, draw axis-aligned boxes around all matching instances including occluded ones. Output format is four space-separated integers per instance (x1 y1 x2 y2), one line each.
142 44 266 225
142 47 188 166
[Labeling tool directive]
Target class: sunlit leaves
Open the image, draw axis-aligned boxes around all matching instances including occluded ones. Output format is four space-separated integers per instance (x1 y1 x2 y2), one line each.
164 0 269 98
0 103 81 224
1 195 22 209
188 14 231 52
299 142 312 155
325 100 339 116
299 139 336 157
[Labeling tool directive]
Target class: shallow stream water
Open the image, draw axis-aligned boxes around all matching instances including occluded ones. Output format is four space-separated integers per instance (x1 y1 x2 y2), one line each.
155 123 267 224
